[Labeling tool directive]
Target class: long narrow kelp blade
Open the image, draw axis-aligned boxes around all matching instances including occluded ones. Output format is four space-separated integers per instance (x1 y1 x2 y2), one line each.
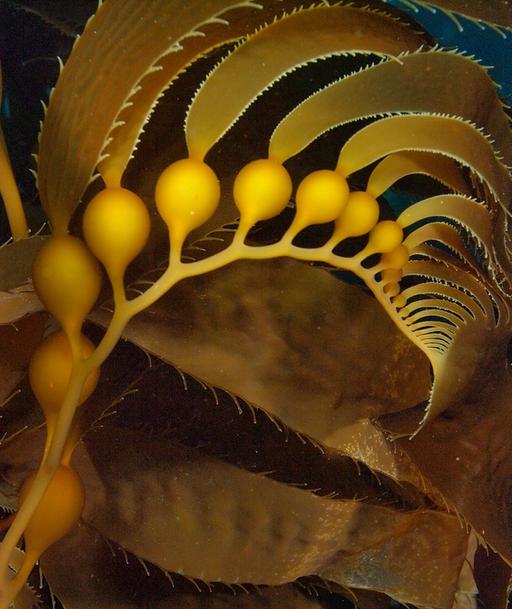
270 51 512 165
82 426 468 607
185 4 425 160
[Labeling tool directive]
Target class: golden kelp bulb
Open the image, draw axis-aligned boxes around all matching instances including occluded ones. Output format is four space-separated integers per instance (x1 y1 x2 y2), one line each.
19 465 85 556
233 159 292 226
32 236 101 333
155 158 220 243
83 187 150 279
335 191 379 238
367 221 403 254
381 244 409 270
294 170 349 229
29 331 100 416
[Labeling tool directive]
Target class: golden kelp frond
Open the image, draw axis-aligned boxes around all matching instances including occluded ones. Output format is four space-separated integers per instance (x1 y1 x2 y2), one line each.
37 0 271 233
185 4 425 160
98 0 284 187
270 51 512 165
337 114 512 207
386 0 512 35
367 151 471 197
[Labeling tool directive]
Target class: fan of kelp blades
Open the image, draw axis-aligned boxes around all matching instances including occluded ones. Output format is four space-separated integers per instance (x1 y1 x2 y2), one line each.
1 0 512 608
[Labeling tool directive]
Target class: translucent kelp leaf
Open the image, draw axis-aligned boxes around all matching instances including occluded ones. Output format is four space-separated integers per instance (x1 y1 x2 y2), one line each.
42 518 326 609
367 151 471 198
379 364 512 563
320 510 470 609
91 259 430 440
80 334 408 507
271 51 512 165
82 425 468 607
185 4 425 160
386 0 512 34
337 114 512 209
37 0 267 233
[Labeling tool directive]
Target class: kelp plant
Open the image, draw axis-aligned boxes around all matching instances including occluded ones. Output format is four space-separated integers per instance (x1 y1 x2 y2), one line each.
1 0 512 608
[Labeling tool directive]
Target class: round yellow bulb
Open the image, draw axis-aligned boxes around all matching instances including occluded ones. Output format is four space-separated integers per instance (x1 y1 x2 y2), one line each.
335 191 379 237
381 244 409 269
83 187 150 278
294 170 349 227
155 158 220 241
233 159 292 225
19 466 85 556
32 236 102 333
368 221 404 254
29 331 100 416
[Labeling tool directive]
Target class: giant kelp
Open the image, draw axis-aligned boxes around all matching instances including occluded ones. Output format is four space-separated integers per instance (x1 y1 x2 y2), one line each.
0 1 511 608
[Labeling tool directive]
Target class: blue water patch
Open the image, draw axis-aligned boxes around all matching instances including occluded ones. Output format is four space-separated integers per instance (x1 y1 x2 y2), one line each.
385 0 512 104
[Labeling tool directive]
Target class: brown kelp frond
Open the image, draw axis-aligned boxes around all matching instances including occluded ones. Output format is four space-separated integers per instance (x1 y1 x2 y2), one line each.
81 424 468 609
270 50 512 165
185 4 425 160
82 336 419 507
384 0 512 37
319 508 469 609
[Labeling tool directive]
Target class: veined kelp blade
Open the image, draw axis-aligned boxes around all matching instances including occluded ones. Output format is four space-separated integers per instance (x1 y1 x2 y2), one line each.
270 51 512 164
37 0 266 233
337 114 512 209
40 519 328 609
90 258 431 440
385 0 512 34
379 365 512 564
185 5 425 160
320 509 470 609
324 419 428 492
99 0 302 186
80 337 409 507
82 425 468 607
366 151 471 198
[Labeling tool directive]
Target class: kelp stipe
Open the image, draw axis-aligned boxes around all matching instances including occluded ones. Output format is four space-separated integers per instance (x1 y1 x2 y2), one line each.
0 1 511 608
